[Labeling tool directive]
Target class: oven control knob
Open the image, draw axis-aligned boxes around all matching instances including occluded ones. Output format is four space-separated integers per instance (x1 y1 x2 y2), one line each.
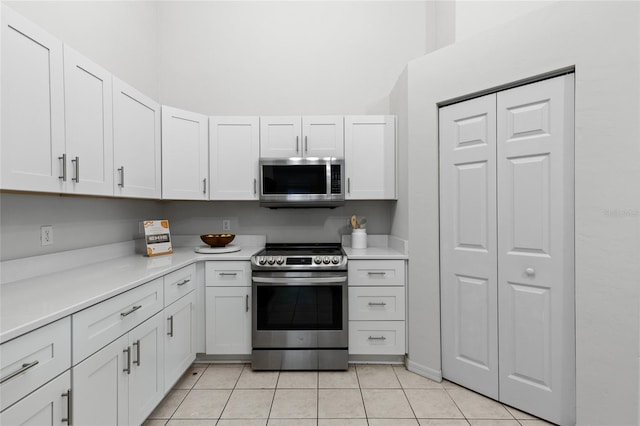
267 257 276 265
258 257 267 265
331 256 340 264
314 256 322 264
323 256 330 264
276 256 285 265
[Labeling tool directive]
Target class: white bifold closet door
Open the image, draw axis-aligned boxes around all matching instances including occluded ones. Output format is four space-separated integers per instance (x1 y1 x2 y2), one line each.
440 74 575 426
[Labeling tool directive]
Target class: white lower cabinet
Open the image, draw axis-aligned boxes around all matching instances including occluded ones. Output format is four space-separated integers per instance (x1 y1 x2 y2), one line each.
164 291 196 392
0 371 71 426
348 259 406 356
205 286 251 355
73 312 164 426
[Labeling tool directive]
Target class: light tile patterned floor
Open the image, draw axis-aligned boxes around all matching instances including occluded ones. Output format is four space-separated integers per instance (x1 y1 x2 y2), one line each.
144 363 553 426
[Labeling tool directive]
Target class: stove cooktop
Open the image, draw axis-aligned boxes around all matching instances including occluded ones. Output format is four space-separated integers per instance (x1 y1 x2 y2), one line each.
251 243 347 270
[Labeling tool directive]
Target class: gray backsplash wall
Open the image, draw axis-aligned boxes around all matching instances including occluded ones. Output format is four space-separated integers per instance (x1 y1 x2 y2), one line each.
164 200 396 244
0 193 396 261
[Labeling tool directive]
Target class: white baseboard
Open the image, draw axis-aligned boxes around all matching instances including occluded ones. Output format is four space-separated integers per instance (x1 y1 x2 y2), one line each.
405 358 442 382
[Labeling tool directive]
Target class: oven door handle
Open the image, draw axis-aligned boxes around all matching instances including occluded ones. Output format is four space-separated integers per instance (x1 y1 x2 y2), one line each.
252 276 347 284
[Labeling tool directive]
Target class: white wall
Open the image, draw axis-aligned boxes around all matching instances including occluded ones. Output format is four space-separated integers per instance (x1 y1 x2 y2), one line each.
156 1 430 115
454 0 558 42
4 1 161 99
400 1 640 424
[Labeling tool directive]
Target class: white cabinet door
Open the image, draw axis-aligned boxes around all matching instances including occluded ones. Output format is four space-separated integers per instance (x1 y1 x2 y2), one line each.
128 313 164 426
73 334 128 426
344 115 396 199
164 291 196 392
439 94 499 400
302 116 344 158
497 74 575 426
209 116 260 200
0 371 71 426
1 5 65 192
259 116 301 158
63 45 113 196
113 78 161 198
162 106 208 200
205 286 251 355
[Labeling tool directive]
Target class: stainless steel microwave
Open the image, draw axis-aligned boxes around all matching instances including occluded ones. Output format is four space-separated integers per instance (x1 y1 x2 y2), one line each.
259 158 345 208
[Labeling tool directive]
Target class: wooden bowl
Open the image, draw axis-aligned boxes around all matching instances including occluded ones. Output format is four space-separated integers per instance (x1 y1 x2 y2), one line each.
200 234 235 247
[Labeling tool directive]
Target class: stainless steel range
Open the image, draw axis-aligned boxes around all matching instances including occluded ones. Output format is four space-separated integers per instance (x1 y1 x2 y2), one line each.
251 243 348 370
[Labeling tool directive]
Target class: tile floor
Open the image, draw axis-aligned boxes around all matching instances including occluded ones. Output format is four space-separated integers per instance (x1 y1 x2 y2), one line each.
144 363 553 426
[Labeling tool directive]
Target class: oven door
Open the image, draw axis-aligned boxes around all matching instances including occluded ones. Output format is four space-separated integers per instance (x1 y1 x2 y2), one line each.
252 271 348 349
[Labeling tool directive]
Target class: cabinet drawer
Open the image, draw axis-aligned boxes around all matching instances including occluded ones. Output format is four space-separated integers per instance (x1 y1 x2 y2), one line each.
348 260 405 286
348 321 405 355
349 287 405 321
164 264 196 306
72 278 164 364
0 317 71 411
205 261 251 287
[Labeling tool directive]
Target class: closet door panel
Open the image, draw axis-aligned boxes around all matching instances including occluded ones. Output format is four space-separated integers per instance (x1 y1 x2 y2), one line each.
497 74 575 426
439 93 498 400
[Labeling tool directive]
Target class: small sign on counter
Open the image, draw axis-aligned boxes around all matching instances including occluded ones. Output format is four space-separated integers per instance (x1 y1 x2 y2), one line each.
143 220 172 256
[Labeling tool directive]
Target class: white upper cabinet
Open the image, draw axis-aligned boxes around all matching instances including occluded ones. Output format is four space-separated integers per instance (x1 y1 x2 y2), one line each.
344 115 396 199
210 116 260 200
113 78 161 199
63 46 114 196
260 116 344 158
1 5 65 193
161 106 208 200
302 116 344 158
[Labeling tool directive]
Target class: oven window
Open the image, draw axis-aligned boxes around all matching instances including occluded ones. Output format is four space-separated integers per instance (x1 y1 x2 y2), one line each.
262 165 327 195
256 285 342 330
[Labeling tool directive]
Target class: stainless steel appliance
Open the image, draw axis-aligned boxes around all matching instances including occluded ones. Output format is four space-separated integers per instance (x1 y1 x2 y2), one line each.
251 243 348 370
259 158 344 208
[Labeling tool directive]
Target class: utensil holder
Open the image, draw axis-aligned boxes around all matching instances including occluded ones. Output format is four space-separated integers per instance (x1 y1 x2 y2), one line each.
352 228 367 249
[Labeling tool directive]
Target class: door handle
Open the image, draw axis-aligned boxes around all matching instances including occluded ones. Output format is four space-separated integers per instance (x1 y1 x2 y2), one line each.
132 339 141 366
246 294 249 312
72 156 80 183
368 302 387 306
118 166 125 187
123 347 131 374
254 178 257 195
167 315 174 337
58 154 67 181
525 268 535 276
203 178 207 194
120 305 142 317
61 389 72 424
305 136 308 152
0 360 39 384
296 136 299 153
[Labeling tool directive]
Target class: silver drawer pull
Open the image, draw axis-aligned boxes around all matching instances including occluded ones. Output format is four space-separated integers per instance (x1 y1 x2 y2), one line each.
0 360 39 384
367 272 387 276
368 302 387 306
167 315 174 337
177 278 191 286
62 389 72 424
368 336 387 341
219 272 238 276
120 305 142 317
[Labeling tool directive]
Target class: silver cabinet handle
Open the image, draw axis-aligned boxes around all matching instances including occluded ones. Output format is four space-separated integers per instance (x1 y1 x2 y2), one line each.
123 347 131 374
347 177 350 194
305 135 308 152
167 315 174 337
120 305 141 317
71 156 80 183
132 339 141 366
61 389 72 425
203 178 207 194
58 154 67 181
368 336 387 341
296 136 299 153
525 268 535 276
177 278 191 286
368 302 387 306
0 360 39 384
245 294 249 312
254 178 257 195
367 272 387 276
219 272 237 276
117 166 125 187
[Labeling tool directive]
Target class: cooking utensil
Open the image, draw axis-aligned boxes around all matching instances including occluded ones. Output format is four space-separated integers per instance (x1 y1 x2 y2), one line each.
200 233 235 247
350 215 358 229
358 218 367 228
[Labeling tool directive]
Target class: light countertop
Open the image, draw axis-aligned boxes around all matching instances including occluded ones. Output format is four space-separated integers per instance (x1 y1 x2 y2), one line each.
0 245 263 343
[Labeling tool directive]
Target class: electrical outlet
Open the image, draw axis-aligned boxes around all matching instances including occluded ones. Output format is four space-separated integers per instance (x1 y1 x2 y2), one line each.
222 220 231 232
40 225 53 246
